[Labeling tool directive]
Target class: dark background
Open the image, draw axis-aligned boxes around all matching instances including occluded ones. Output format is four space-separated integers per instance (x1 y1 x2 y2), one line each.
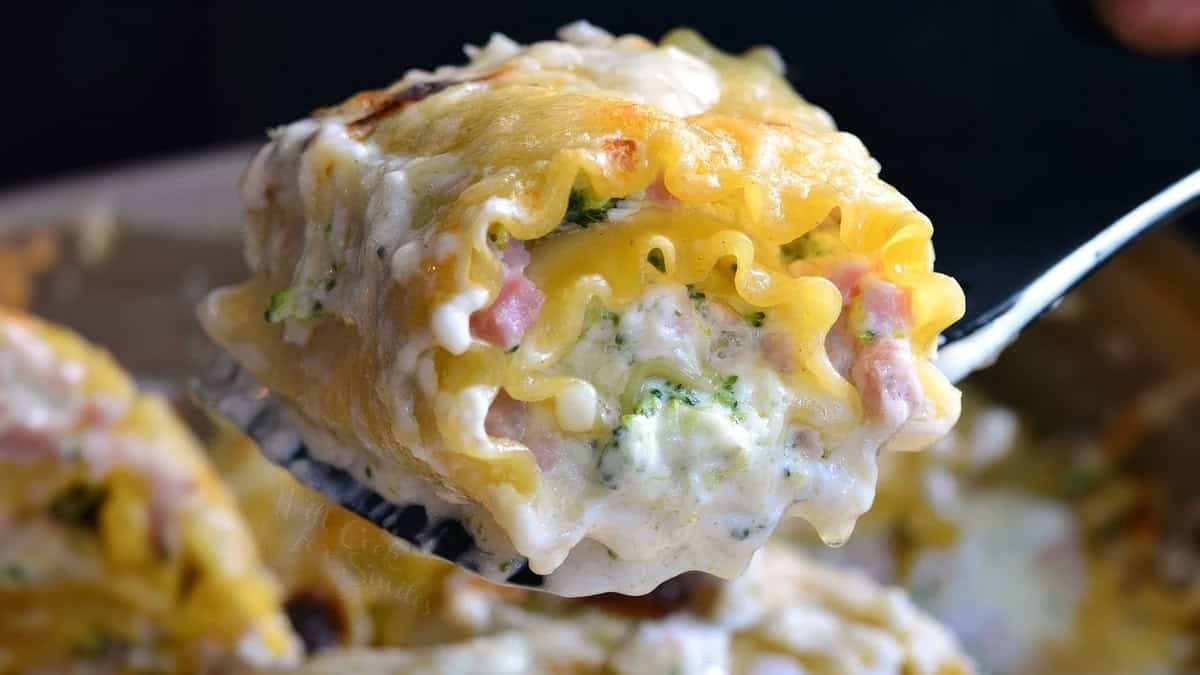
1 1 1197 307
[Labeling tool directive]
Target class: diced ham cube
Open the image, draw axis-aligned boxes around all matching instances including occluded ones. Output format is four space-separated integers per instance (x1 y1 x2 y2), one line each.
761 332 795 375
0 426 60 461
824 318 856 378
470 241 544 350
817 264 924 428
470 274 544 350
483 391 560 470
501 238 531 269
790 428 823 461
824 258 871 304
645 175 680 208
858 277 912 338
524 432 562 471
851 338 924 428
484 391 529 441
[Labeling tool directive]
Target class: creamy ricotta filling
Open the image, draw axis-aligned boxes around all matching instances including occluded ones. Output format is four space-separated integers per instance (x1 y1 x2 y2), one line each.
476 284 898 582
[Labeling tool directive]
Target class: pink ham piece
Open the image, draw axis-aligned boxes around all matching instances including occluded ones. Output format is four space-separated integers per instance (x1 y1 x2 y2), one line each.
761 332 795 375
644 175 680 208
849 277 925 426
857 277 912 339
470 241 545 350
790 427 823 460
819 265 927 426
851 338 925 428
824 317 856 378
484 391 560 470
824 257 872 303
483 390 529 441
0 426 60 461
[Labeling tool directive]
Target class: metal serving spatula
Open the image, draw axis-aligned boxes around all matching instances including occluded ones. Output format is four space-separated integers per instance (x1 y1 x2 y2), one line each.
935 168 1200 382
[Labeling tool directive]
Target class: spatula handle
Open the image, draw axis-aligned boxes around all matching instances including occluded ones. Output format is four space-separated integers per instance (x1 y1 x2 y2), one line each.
937 168 1200 383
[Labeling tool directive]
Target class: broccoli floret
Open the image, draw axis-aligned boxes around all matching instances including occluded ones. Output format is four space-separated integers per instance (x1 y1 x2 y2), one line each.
564 188 619 227
264 288 323 323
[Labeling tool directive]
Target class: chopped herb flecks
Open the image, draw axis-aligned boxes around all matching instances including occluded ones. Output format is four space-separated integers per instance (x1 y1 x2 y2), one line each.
729 520 768 541
596 425 628 489
687 285 706 305
713 376 738 411
746 311 766 328
859 329 879 344
264 264 340 323
713 375 747 423
634 387 665 417
264 289 324 323
669 382 700 407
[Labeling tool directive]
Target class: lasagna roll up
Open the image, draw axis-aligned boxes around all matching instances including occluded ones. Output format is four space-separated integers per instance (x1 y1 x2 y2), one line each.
0 309 301 672
201 22 964 595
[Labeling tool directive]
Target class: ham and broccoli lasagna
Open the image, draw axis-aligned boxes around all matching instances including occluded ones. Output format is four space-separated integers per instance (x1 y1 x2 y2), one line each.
0 309 301 672
201 21 964 594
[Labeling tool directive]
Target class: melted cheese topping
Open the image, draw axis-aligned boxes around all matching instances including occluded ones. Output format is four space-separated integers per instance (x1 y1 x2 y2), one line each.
203 22 963 590
0 309 300 672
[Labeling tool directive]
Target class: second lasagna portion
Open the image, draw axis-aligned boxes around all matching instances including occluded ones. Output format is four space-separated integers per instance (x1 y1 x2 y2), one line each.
216 433 973 675
252 543 974 675
0 309 300 673
202 21 964 591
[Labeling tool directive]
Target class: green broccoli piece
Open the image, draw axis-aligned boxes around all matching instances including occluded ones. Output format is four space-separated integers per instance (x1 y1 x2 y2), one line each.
564 188 619 227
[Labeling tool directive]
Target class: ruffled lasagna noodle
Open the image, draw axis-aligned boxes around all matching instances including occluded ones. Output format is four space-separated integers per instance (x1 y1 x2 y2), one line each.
202 21 963 592
0 309 300 672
